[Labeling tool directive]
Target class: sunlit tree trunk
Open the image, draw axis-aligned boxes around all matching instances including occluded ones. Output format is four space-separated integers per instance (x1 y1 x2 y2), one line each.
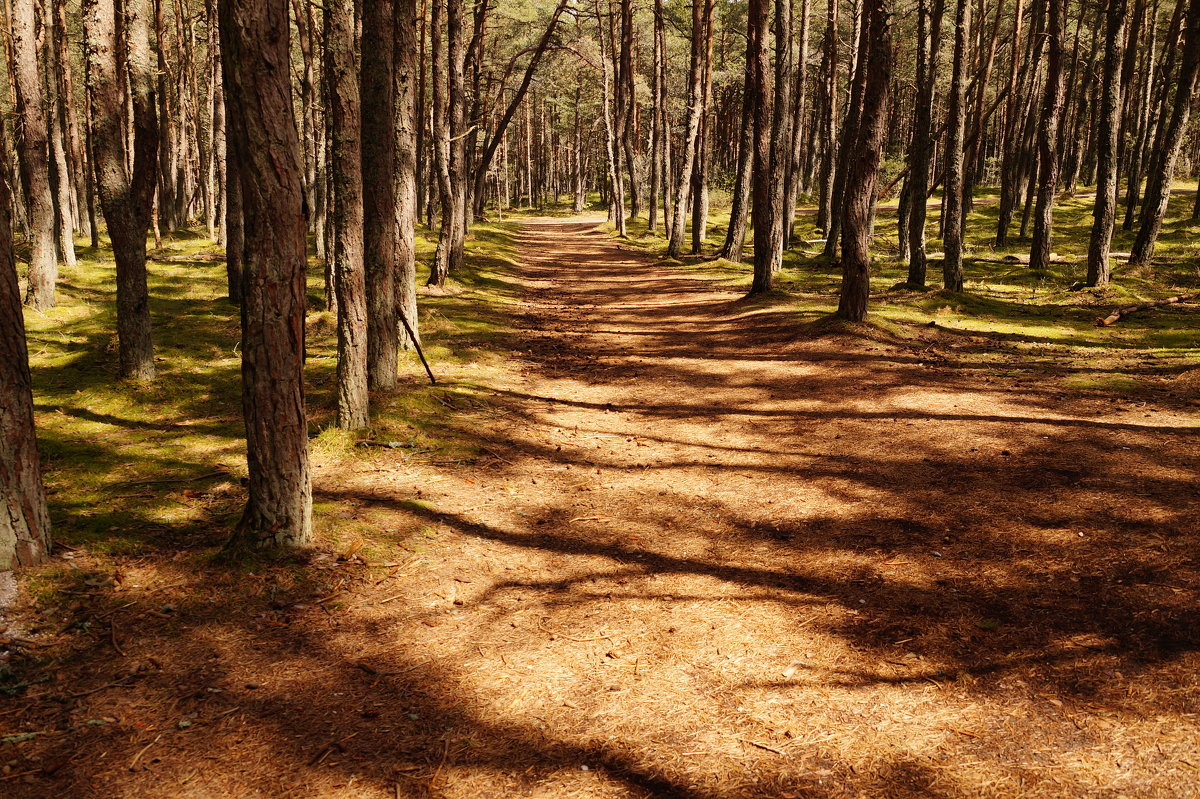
1086 0 1127 287
221 0 313 551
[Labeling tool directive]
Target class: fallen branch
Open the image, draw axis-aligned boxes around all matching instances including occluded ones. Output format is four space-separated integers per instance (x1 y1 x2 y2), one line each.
1096 292 1200 326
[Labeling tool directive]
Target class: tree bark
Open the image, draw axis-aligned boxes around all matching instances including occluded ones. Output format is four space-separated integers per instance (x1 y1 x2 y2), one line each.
220 0 313 551
9 0 57 310
363 0 400 388
942 0 970 291
396 0 420 351
666 0 713 259
747 0 774 294
326 0 369 429
1086 0 1127 287
85 0 160 381
0 128 51 570
1029 0 1067 275
1128 0 1200 268
906 0 945 286
835 0 891 321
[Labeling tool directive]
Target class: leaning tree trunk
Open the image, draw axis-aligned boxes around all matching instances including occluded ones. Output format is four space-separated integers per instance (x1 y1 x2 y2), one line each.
1086 0 1127 287
363 0 400 390
221 0 313 551
0 133 51 570
1029 0 1067 275
717 73 754 262
942 0 970 292
9 0 57 310
1128 0 1200 269
835 0 891 321
84 0 160 381
325 0 369 430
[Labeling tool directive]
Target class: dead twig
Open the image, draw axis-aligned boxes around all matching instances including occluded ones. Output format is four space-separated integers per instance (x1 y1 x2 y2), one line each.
1096 291 1200 326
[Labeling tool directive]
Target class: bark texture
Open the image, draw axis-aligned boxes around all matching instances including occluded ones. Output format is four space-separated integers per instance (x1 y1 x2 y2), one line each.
221 0 313 550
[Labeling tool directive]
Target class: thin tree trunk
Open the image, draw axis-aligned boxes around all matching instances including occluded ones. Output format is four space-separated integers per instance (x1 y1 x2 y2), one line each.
396 0 420 349
363 0 400 389
1029 0 1067 274
906 0 946 285
1086 0 1126 287
747 0 774 293
783 0 812 246
326 0 369 429
42 0 75 269
221 0 313 551
85 0 160 381
1129 0 1200 268
666 0 712 258
8 0 57 310
942 0 970 291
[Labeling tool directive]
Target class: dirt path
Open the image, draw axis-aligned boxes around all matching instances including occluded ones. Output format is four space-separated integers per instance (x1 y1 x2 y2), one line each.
16 219 1198 798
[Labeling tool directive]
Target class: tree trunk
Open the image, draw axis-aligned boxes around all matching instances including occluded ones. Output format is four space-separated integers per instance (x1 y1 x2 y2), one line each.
42 0 75 270
326 0 369 429
835 0 891 321
1086 0 1127 287
220 0 313 551
747 0 774 294
396 0 420 350
666 0 713 259
363 0 400 389
717 75 753 261
1128 0 1200 268
783 0 812 246
0 128 50 570
85 0 160 381
1029 0 1067 275
942 0 970 291
9 0 57 310
906 0 945 286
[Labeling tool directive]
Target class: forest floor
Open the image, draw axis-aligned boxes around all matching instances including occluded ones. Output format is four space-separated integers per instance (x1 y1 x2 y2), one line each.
2 211 1200 798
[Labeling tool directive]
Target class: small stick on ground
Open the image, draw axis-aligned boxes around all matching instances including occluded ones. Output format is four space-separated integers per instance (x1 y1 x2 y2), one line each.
1096 292 1200 326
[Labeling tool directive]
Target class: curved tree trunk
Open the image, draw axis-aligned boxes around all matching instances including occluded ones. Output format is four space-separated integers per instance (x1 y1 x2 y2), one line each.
835 0 891 321
1128 0 1200 268
85 0 160 381
906 0 945 286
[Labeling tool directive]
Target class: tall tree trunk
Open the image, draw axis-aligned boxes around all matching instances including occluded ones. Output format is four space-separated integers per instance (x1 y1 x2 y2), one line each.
815 0 839 234
396 0 420 350
747 0 774 293
906 0 946 286
1029 0 1067 275
0 128 50 570
42 0 75 269
690 1 716 253
1086 0 1127 287
835 0 891 321
363 0 400 389
942 0 970 291
221 0 313 551
717 75 753 261
433 0 467 276
666 0 713 258
326 0 369 429
85 0 160 381
783 0 812 246
1128 0 1200 268
597 0 626 235
8 0 57 310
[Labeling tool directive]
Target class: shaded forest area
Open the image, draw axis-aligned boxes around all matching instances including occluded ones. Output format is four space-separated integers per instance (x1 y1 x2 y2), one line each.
1 0 1199 796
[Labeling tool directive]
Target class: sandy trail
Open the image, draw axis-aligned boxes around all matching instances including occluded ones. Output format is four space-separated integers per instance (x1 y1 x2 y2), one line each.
20 218 1198 799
